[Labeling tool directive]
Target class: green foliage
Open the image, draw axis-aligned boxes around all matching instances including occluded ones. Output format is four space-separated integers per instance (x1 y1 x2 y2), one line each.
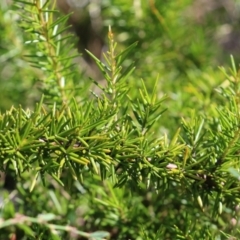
0 0 40 110
0 0 240 239
13 0 83 104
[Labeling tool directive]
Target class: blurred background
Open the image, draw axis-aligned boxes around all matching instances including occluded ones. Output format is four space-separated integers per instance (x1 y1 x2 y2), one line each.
1 0 240 111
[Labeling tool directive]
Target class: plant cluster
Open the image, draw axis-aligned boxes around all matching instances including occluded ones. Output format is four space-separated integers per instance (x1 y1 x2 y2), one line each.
0 0 240 239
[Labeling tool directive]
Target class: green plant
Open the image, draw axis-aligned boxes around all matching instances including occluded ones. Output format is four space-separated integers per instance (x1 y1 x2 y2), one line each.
0 0 240 239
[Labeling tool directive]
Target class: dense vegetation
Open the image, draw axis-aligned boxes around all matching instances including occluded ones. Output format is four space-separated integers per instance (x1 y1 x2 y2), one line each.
0 0 240 239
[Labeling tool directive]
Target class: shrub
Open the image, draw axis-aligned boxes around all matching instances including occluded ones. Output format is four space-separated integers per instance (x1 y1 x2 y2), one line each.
0 0 239 239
